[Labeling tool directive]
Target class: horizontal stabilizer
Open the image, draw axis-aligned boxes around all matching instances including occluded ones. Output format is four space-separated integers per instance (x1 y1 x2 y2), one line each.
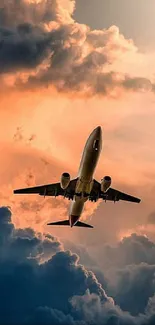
75 221 93 228
47 220 70 226
47 220 93 228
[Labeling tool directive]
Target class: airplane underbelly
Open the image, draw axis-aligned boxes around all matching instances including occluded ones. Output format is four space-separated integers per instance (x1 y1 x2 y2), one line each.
76 151 99 194
69 197 85 220
78 149 99 181
75 178 93 194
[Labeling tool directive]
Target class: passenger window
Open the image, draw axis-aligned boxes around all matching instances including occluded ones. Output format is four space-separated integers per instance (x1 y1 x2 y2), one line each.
93 139 99 150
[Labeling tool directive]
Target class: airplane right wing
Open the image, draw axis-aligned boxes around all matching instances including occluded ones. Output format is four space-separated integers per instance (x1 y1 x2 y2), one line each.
103 187 141 203
89 179 141 203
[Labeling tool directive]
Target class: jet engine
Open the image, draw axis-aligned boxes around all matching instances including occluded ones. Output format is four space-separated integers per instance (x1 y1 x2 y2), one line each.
60 172 70 189
101 176 111 193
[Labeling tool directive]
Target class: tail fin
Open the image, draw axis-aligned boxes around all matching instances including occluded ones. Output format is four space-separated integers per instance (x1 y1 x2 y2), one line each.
47 220 93 228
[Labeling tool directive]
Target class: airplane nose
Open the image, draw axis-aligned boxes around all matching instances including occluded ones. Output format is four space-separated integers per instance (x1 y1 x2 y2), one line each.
94 126 102 138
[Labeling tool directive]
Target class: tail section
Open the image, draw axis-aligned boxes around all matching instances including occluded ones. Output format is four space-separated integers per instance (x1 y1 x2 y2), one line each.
47 220 93 228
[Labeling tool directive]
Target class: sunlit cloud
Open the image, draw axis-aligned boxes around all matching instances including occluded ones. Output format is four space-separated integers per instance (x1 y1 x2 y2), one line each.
0 0 155 97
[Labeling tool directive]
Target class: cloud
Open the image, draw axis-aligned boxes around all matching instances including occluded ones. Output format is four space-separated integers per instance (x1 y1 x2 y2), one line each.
71 290 136 325
71 289 155 325
0 23 56 73
13 126 36 144
0 206 62 263
0 139 72 231
0 206 114 325
148 212 155 225
89 233 155 316
122 76 152 92
0 0 75 26
72 231 155 318
94 233 155 272
74 0 155 50
0 0 154 97
1 206 155 324
109 263 155 316
26 307 81 325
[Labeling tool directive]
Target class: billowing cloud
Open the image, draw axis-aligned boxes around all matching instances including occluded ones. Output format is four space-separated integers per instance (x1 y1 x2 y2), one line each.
71 291 136 325
0 206 112 324
103 233 155 269
87 233 155 317
1 207 155 324
0 23 53 73
111 263 155 316
0 0 154 97
74 0 155 50
0 206 63 263
0 0 75 26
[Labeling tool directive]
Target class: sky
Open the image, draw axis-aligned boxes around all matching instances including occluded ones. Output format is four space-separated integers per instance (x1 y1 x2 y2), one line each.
1 0 155 324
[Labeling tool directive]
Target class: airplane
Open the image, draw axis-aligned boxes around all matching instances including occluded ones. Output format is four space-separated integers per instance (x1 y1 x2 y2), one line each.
13 126 141 228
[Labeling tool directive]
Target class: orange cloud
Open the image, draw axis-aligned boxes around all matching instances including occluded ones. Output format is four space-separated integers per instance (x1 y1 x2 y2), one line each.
0 90 152 235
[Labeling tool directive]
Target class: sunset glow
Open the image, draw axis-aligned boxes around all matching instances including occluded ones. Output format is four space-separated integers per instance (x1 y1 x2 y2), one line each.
1 1 155 324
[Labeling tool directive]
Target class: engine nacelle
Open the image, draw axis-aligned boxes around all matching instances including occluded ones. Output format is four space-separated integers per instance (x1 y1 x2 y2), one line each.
61 172 70 189
101 176 111 193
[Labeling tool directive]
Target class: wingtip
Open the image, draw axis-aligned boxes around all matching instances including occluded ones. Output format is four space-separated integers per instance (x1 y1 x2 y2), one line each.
13 189 21 194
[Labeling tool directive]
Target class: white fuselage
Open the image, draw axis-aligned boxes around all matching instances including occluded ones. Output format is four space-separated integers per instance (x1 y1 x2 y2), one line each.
69 126 102 227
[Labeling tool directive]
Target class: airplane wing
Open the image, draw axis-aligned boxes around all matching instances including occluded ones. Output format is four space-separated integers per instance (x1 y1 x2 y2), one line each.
13 178 78 199
89 180 141 203
103 187 141 203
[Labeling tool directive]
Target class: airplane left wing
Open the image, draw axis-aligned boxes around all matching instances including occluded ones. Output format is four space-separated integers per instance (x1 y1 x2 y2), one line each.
14 178 78 199
90 180 141 203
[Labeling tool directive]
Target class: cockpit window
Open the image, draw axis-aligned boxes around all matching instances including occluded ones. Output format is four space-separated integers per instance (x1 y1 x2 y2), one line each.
93 139 99 150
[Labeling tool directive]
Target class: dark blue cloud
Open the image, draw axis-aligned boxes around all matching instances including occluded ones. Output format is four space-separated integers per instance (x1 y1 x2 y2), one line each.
109 263 155 316
0 24 60 73
100 233 155 270
66 232 155 318
0 206 155 325
25 307 82 325
0 207 111 325
64 240 108 290
97 234 155 316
